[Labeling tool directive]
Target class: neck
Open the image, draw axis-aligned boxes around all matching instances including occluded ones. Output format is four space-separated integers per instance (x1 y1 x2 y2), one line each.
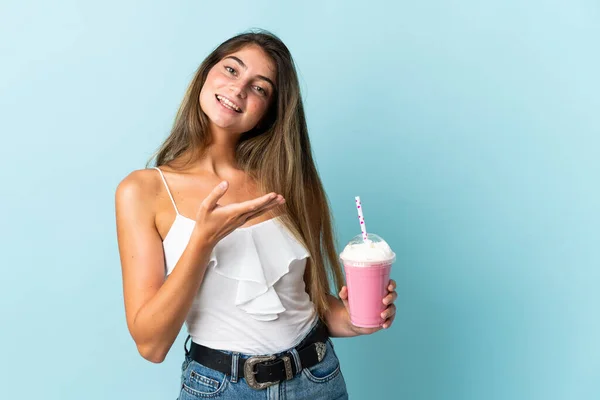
194 123 242 177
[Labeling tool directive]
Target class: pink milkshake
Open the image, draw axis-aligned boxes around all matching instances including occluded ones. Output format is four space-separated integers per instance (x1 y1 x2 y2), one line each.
340 233 396 328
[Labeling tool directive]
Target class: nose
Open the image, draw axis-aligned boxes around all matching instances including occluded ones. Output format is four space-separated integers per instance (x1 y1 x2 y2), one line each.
229 83 246 99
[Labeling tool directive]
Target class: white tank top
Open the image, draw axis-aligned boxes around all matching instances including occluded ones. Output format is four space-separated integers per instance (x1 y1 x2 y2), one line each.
153 167 318 355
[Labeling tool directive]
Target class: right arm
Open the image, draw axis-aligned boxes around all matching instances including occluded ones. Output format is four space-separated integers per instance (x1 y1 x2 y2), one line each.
115 171 284 363
116 171 212 363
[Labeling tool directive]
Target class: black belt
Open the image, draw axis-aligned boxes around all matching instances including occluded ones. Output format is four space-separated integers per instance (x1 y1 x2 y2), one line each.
187 319 330 390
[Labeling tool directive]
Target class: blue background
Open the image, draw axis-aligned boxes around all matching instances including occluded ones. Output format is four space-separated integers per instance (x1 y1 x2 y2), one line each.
1 1 598 399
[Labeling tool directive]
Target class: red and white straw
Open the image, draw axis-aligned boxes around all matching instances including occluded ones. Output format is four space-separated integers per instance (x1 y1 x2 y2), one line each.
355 196 368 242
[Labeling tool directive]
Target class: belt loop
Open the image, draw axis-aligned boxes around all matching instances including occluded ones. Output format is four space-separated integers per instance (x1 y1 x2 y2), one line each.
289 348 302 373
230 352 239 383
184 335 191 357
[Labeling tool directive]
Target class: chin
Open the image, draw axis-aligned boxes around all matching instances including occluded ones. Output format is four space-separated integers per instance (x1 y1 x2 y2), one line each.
207 113 246 133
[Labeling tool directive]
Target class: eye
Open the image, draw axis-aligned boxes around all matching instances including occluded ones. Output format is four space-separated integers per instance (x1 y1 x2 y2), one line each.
224 66 236 75
254 86 267 96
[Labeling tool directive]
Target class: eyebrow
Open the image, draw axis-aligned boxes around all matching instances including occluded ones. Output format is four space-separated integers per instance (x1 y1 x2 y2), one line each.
224 55 276 90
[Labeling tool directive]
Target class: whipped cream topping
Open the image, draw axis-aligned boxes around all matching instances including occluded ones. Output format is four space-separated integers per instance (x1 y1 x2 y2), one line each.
340 238 395 266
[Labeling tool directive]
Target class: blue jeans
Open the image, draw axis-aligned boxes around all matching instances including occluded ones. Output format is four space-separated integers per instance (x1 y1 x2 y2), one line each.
177 321 349 399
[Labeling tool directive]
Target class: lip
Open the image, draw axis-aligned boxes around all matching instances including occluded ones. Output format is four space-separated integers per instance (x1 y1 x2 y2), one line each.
215 94 243 113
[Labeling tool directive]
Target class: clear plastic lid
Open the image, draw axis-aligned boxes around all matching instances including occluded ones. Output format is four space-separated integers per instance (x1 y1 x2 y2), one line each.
339 233 396 267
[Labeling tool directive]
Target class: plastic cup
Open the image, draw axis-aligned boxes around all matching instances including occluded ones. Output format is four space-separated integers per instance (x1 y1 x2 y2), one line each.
340 233 396 328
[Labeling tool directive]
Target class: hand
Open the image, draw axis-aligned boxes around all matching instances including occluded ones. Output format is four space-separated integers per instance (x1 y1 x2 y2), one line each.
192 181 285 247
339 279 397 336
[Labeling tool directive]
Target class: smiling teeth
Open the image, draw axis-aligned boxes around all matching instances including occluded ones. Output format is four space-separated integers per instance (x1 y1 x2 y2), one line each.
217 95 241 112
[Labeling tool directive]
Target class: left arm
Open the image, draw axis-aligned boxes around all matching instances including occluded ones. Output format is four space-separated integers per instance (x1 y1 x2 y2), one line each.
323 280 398 338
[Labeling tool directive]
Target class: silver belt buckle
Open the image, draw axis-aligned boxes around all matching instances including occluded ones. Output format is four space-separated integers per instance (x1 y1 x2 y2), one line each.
244 355 278 390
243 354 295 390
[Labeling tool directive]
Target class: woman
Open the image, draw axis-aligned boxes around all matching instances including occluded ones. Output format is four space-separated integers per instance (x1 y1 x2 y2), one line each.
115 29 397 399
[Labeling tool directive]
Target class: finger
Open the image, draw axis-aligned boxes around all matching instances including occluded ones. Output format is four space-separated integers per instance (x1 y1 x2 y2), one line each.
202 181 229 210
229 192 280 215
380 304 396 320
382 314 396 329
236 201 283 230
338 287 349 309
239 195 284 222
388 279 396 291
217 196 279 238
383 291 397 305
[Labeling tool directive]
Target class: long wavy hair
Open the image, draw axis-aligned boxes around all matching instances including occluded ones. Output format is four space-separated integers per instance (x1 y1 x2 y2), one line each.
146 29 344 323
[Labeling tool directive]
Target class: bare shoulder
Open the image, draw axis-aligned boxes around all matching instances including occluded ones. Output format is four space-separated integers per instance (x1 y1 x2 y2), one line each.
116 168 160 207
116 168 160 196
115 168 163 227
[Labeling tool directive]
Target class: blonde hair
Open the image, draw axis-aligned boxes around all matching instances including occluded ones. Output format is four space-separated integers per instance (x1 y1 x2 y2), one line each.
147 30 344 322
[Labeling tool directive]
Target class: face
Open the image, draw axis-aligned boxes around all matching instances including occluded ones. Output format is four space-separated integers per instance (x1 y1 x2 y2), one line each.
199 45 276 134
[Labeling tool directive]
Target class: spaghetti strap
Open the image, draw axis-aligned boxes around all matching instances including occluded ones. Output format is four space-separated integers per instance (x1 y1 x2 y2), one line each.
153 167 180 216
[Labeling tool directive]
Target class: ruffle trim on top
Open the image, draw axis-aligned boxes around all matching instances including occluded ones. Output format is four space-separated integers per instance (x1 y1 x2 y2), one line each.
208 218 309 321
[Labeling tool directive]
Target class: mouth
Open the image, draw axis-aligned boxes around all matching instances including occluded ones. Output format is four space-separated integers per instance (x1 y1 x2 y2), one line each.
215 94 243 113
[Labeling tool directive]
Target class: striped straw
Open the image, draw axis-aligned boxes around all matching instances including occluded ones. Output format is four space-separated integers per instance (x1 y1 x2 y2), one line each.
355 196 368 242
